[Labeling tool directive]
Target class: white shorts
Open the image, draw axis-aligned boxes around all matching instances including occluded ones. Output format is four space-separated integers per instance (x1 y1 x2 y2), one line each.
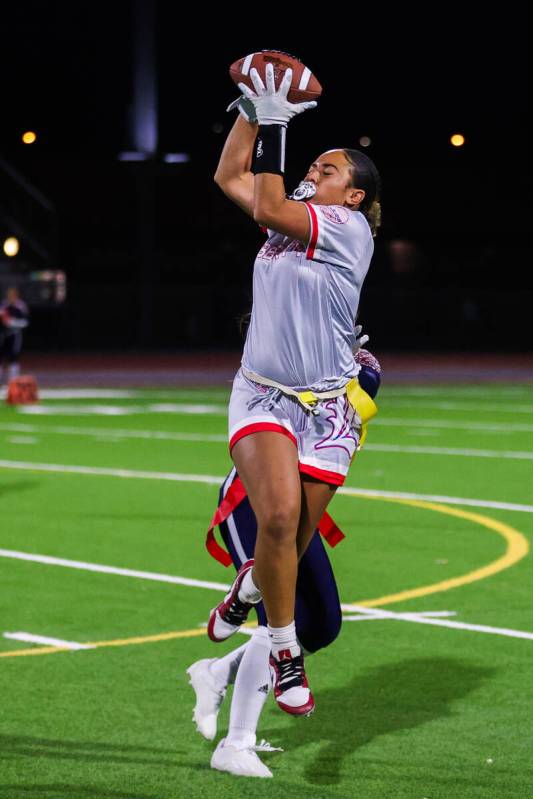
228 368 361 486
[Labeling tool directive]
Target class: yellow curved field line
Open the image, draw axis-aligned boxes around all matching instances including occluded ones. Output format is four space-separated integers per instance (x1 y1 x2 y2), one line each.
345 495 529 606
1 496 528 659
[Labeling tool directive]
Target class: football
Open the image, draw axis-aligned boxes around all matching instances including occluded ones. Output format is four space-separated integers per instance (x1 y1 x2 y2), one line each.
229 50 322 105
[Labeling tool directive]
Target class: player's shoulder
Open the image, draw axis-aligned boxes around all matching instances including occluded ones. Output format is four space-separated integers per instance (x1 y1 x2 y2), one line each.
313 204 367 227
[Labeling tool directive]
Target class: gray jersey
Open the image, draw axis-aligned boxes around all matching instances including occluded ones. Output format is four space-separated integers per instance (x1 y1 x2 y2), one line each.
242 202 374 392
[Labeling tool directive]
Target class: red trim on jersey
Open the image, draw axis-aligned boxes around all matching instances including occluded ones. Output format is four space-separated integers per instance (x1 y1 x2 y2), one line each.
229 422 297 453
299 462 346 486
258 224 268 234
304 202 319 259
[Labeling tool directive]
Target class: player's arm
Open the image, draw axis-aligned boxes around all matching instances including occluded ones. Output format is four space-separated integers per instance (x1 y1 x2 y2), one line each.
253 173 310 245
237 64 316 243
214 115 257 219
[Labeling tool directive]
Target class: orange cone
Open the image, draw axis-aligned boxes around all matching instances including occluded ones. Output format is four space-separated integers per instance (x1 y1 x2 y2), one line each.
6 375 39 405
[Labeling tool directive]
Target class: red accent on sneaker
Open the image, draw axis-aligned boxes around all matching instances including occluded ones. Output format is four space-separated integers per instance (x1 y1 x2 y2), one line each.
207 559 255 643
276 649 293 661
269 653 315 716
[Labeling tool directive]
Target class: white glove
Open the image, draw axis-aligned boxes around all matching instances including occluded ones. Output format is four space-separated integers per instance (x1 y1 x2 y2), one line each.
353 324 369 354
237 63 317 127
226 95 257 124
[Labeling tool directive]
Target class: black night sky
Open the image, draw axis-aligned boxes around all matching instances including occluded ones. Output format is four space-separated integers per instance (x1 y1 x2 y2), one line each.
0 3 531 351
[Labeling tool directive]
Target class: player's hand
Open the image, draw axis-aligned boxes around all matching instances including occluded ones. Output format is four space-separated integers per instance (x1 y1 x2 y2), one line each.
226 95 258 124
353 324 369 354
237 63 317 127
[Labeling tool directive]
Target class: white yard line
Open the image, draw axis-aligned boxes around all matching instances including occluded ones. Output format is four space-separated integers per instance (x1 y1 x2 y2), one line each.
0 459 223 484
389 400 533 414
3 423 533 459
3 632 94 650
0 423 226 443
339 486 533 514
340 605 533 641
365 443 533 461
375 417 533 434
37 390 139 399
18 403 227 416
0 458 532 514
341 609 457 620
383 387 533 397
0 549 231 591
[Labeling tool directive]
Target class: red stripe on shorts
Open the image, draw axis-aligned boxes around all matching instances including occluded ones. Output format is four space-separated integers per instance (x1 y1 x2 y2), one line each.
299 462 346 486
229 422 297 453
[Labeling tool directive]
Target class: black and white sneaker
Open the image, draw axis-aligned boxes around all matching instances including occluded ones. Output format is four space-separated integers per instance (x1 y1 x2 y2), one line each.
207 559 256 642
269 646 315 716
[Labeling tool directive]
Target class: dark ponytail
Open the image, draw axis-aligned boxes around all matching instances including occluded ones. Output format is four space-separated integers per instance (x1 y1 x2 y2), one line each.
343 149 382 237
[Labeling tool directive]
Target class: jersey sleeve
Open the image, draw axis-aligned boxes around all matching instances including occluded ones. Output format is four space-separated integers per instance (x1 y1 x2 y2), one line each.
258 224 275 238
303 203 373 270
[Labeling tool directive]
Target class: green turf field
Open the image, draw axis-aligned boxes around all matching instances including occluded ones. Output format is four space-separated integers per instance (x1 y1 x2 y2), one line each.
1 383 532 799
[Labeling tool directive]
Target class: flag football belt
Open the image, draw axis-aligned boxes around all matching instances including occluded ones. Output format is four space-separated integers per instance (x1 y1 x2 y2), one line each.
241 366 378 445
205 475 346 567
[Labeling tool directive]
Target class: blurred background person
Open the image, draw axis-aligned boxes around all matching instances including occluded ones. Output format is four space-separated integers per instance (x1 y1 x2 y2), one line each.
0 286 29 386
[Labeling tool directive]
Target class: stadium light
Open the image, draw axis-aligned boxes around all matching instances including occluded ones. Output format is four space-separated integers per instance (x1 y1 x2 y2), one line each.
22 131 37 144
359 136 372 147
450 133 465 147
3 237 20 257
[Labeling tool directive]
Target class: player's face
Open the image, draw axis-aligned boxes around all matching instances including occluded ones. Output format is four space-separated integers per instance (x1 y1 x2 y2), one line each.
304 150 364 209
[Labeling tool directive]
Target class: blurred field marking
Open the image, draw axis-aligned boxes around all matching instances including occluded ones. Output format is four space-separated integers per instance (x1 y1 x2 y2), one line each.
341 605 533 641
0 549 230 591
17 404 228 416
0 425 533 460
340 609 457 620
0 627 210 658
0 423 226 443
3 632 94 650
365 444 533 460
5 607 533 659
386 400 533 414
6 389 231 401
1 458 532 514
6 418 533 441
346 497 529 607
382 387 533 397
376 418 533 434
37 390 139 399
0 484 530 658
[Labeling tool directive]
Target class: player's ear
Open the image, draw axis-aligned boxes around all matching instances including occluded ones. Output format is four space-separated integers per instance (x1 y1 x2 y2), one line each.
347 187 365 209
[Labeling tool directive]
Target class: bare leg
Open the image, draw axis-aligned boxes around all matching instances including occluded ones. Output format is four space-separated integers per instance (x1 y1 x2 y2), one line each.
231 431 300 628
296 475 338 560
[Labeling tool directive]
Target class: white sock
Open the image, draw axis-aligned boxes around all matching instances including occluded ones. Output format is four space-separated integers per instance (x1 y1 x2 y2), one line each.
208 641 248 690
226 626 271 749
268 621 300 658
238 569 261 604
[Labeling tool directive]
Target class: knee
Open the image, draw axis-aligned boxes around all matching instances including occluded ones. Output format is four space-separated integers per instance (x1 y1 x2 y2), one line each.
257 503 300 543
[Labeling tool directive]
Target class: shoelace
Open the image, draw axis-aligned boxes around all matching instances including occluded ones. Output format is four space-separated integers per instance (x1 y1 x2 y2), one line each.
276 654 305 691
222 596 251 626
254 739 284 753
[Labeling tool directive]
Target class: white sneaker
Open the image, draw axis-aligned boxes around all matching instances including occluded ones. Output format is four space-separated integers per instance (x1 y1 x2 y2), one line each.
186 658 226 741
210 737 275 778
